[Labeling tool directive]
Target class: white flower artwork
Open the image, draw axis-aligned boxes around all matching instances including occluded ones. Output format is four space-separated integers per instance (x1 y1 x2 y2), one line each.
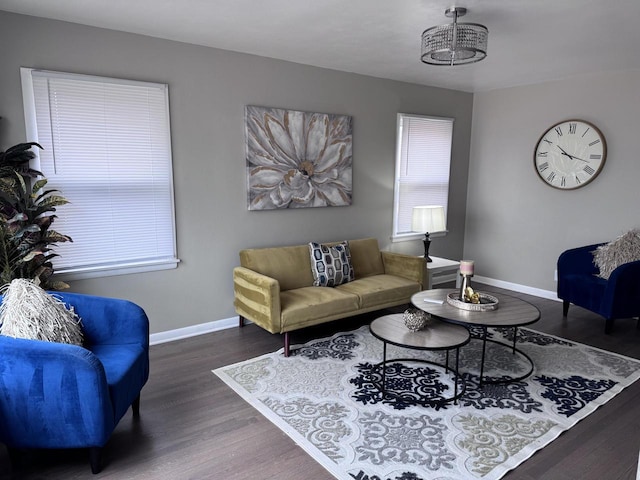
245 106 353 210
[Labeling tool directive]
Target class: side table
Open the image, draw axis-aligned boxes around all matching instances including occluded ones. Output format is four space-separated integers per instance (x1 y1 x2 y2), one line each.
411 289 541 387
369 313 470 406
424 256 460 289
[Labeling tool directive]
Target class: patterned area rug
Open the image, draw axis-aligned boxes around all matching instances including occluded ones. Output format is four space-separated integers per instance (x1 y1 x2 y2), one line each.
213 326 640 480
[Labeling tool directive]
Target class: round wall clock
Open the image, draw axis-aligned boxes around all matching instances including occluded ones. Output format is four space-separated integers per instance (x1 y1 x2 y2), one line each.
533 119 607 190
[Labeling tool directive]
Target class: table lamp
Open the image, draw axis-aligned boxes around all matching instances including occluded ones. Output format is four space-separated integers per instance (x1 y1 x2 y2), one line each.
411 205 446 262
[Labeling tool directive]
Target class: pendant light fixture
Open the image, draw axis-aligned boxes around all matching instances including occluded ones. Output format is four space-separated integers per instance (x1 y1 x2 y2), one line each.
421 7 488 66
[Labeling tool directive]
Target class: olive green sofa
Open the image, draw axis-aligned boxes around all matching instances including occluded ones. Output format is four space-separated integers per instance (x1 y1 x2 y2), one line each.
233 238 425 355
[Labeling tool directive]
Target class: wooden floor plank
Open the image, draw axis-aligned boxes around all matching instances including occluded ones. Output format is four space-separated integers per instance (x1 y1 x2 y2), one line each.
1 282 639 479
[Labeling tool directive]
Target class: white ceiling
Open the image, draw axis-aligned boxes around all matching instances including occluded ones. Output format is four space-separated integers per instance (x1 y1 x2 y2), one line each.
3 0 640 92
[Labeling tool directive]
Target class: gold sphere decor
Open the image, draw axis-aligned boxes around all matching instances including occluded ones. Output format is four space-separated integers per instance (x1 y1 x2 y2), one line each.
403 308 431 332
463 286 481 304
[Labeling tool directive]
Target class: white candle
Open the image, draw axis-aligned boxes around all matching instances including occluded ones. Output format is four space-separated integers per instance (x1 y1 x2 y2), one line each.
460 260 474 276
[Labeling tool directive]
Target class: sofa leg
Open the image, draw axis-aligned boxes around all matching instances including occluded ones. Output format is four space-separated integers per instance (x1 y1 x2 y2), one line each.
132 394 141 418
284 332 290 357
239 315 245 328
562 300 570 317
89 447 103 474
605 318 614 334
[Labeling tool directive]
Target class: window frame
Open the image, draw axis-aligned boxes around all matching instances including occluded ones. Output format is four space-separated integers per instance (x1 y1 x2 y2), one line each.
391 113 454 242
20 67 180 280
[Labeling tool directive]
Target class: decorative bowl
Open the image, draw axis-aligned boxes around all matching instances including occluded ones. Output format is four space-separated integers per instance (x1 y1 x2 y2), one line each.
403 308 431 331
446 292 499 311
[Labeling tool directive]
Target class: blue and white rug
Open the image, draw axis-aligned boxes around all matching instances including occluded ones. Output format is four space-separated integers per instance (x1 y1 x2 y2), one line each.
213 326 640 480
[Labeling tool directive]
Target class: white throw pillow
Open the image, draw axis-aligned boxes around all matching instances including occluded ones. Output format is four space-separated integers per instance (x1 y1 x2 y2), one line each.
593 229 640 279
0 279 83 346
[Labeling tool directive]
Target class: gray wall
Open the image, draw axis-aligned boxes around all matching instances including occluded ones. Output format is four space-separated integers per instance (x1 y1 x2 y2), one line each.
466 70 640 292
0 11 473 334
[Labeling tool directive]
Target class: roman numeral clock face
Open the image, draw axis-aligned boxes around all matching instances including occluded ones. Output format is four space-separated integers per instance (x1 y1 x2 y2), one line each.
534 120 607 189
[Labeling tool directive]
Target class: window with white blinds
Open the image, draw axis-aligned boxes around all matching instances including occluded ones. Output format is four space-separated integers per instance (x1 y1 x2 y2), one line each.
21 68 179 279
392 114 453 240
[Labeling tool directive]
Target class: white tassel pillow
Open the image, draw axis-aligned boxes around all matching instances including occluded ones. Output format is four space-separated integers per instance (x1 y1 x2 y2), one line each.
0 279 83 346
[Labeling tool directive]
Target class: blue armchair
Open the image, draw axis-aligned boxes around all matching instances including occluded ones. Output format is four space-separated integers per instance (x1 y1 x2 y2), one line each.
557 243 640 333
0 292 149 474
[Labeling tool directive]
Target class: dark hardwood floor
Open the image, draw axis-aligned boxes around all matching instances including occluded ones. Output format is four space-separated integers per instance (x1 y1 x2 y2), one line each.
2 283 640 480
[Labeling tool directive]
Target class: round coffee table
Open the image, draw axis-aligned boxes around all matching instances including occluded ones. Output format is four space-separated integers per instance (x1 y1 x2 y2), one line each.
369 313 470 406
411 289 541 386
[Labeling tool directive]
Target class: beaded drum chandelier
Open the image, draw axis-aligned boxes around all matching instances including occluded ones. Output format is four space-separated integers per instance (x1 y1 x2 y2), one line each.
421 7 488 66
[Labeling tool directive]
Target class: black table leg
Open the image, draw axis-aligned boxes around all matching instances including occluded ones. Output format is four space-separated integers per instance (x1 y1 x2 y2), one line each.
381 341 387 397
454 347 460 402
479 326 488 387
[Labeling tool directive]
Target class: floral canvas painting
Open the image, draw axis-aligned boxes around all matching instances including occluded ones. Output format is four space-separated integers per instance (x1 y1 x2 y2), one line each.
245 106 353 210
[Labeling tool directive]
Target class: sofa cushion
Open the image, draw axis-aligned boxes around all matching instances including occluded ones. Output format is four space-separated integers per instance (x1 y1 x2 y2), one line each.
593 229 640 279
336 274 421 309
348 238 385 278
240 244 314 291
309 241 355 287
0 279 83 346
280 287 359 329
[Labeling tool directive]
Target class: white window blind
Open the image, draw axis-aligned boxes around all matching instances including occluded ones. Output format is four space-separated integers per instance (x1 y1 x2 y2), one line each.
21 68 178 278
392 114 453 240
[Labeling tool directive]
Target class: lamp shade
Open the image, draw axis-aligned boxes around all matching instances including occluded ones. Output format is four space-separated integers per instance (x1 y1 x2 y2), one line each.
412 205 446 233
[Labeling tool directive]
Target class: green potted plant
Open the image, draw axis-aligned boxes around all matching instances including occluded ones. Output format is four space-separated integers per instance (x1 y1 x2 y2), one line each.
0 142 72 290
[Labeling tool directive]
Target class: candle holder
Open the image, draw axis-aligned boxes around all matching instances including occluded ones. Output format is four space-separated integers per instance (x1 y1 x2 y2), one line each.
458 260 475 301
448 260 499 311
459 273 472 301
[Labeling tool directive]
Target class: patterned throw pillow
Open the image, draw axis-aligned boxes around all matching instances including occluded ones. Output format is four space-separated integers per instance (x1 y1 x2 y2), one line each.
0 279 83 346
593 229 640 279
309 241 355 287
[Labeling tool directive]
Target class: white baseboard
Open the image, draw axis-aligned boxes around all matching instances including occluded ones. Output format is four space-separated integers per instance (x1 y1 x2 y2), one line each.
474 275 560 301
150 316 239 345
150 278 559 345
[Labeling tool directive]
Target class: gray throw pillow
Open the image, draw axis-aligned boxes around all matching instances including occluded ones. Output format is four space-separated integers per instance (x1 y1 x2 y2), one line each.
593 229 640 279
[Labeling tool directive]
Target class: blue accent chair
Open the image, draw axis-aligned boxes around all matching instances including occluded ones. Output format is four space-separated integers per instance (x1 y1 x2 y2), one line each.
557 243 640 333
0 292 150 474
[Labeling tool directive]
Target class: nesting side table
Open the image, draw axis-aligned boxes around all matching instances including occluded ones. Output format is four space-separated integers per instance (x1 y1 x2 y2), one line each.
369 313 470 406
411 289 541 386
